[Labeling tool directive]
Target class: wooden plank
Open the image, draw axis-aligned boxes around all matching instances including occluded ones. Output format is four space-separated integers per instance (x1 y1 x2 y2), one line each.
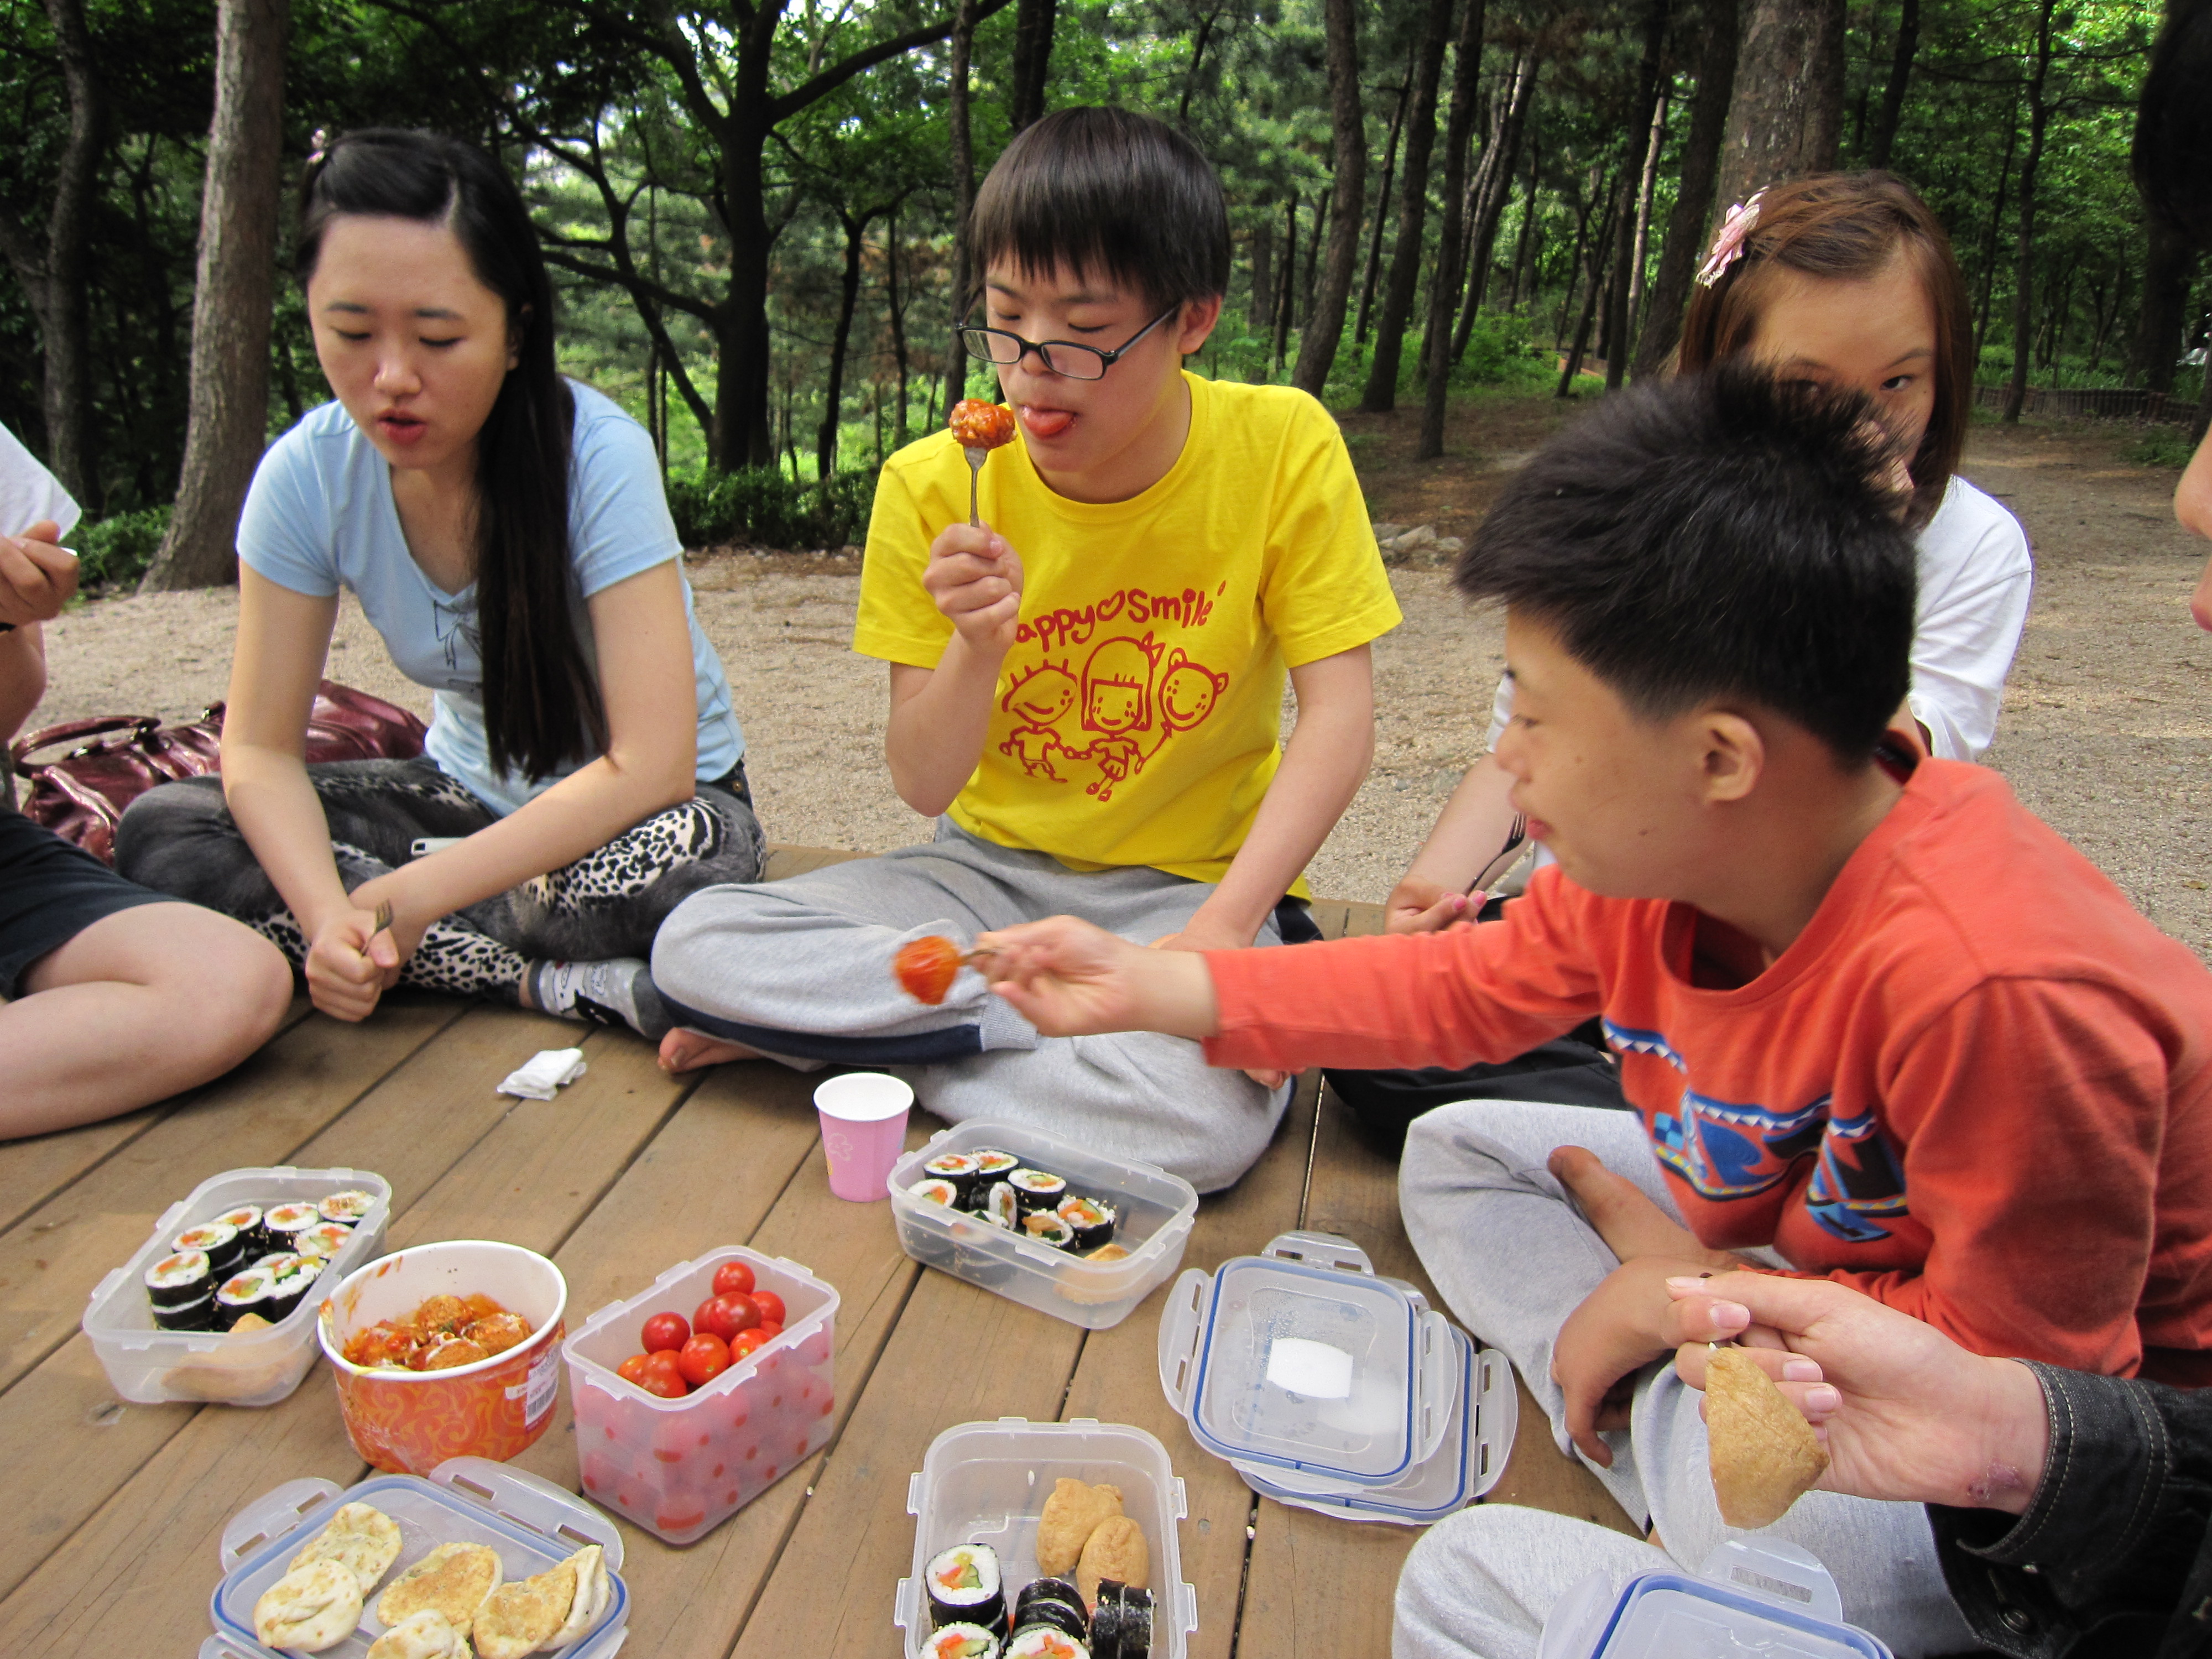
761 844 870 882
1056 1071 1326 1659
509 1065 935 1659
0 1017 690 1655
0 996 466 1396
0 997 316 1235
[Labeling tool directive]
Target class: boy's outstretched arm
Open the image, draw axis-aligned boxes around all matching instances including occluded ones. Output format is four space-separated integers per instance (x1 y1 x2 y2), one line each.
884 523 1025 817
1157 644 1374 952
982 915 1221 1039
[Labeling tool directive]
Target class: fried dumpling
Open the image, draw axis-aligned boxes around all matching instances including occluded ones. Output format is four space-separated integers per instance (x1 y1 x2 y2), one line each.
254 1558 364 1652
367 1609 473 1659
1036 1477 1123 1577
550 1545 609 1647
376 1541 503 1631
1707 1343 1830 1528
290 1501 404 1596
472 1557 576 1659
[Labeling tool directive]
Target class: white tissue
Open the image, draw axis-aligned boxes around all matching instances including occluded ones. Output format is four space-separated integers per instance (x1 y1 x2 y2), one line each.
498 1047 588 1100
1265 1335 1354 1399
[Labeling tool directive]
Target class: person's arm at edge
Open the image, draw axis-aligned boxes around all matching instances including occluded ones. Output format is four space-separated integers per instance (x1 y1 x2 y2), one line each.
1163 644 1375 951
0 623 44 746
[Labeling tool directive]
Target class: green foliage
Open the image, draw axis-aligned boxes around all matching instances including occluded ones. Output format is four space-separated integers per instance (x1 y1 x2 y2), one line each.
1455 312 1550 389
666 466 879 550
70 507 171 592
2123 429 2201 468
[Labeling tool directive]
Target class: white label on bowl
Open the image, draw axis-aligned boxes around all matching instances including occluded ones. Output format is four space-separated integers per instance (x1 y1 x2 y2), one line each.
526 1343 560 1425
1266 1336 1354 1399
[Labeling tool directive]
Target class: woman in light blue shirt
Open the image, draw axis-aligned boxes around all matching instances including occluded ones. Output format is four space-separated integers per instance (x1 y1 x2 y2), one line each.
117 130 763 1037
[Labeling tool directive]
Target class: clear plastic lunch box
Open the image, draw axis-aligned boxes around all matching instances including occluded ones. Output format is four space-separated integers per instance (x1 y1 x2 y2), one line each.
888 1119 1199 1331
199 1455 629 1659
83 1164 392 1407
895 1417 1197 1659
562 1245 839 1544
1537 1538 1894 1659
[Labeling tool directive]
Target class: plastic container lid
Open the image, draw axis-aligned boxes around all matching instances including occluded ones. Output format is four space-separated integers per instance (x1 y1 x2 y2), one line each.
204 1456 629 1659
1537 1539 1894 1659
1232 1324 1517 1524
1157 1231 1457 1485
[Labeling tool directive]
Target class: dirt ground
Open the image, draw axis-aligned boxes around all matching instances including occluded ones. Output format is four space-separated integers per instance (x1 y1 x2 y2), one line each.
25 397 2212 959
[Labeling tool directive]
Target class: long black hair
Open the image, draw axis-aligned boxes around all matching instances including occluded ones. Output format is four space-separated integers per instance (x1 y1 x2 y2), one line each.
297 129 602 781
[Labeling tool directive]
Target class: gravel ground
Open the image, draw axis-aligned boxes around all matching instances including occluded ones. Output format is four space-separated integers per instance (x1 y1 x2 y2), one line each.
26 412 2210 958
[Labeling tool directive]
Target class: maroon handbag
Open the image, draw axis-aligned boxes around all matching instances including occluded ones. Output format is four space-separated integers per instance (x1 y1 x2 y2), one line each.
8 680 428 864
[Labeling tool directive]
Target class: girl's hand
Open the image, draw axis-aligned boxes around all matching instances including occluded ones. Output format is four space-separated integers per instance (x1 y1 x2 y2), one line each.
923 524 1024 656
1665 1272 2049 1514
1385 875 1479 935
981 915 1219 1039
304 902 405 1021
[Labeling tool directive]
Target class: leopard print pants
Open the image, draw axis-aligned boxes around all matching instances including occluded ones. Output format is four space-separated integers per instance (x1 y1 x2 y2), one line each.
114 758 766 1001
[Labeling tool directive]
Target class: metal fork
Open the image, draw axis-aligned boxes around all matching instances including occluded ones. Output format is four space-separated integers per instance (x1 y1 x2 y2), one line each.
1468 812 1529 897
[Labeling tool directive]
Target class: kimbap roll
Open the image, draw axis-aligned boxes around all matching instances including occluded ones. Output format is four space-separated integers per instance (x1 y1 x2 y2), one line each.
1006 1168 1067 1214
982 1182 1021 1230
316 1189 377 1224
1088 1589 1124 1659
925 1543 1006 1634
924 1626 1001 1659
1021 1212 1077 1250
171 1220 243 1277
212 1205 268 1258
1055 1196 1115 1251
1011 1579 1088 1642
144 1249 212 1312
921 1151 984 1204
910 1177 963 1208
153 1293 216 1332
1005 1630 1088 1659
294 1222 354 1260
969 1149 1021 1182
263 1202 320 1252
212 1267 278 1331
263 1256 324 1322
1112 1586 1153 1655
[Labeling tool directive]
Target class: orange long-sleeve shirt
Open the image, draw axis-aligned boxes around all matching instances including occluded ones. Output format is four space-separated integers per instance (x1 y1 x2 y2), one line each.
1204 761 2212 1384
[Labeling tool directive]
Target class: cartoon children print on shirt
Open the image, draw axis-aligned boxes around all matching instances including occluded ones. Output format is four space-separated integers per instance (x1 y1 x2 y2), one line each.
994 583 1232 805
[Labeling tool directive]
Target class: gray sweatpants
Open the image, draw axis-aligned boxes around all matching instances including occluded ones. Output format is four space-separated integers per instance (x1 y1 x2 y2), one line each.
1394 1099 1974 1659
651 820 1293 1193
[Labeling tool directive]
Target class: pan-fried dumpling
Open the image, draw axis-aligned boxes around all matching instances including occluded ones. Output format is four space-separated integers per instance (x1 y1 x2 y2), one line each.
254 1559 364 1652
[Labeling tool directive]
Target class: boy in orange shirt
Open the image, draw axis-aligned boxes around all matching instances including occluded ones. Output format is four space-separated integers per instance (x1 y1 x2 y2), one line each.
979 367 2212 1657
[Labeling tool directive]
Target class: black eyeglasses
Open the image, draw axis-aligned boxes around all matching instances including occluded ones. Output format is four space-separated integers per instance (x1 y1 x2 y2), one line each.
957 306 1181 381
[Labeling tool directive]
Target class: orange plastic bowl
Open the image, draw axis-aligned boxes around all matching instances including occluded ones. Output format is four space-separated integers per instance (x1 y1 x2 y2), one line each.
317 1240 568 1474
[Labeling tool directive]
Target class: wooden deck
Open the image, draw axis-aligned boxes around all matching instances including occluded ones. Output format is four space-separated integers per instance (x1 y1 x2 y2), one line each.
0 848 1632 1658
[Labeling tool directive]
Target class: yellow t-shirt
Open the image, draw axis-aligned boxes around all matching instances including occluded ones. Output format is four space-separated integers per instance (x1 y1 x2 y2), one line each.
853 372 1402 885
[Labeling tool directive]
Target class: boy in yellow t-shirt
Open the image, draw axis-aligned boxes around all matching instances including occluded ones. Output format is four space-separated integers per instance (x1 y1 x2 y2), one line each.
651 107 1400 1191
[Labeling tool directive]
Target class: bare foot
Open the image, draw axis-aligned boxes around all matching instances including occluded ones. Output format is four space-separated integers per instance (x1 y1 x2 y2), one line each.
1548 1145 1734 1266
658 1027 765 1073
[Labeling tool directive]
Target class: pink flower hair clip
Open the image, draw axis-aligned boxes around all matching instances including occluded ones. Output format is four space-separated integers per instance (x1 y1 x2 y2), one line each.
1695 189 1767 289
307 128 330 166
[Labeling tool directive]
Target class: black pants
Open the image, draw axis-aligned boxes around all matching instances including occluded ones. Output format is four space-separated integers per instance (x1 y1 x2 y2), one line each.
114 757 766 1001
1322 896 1630 1158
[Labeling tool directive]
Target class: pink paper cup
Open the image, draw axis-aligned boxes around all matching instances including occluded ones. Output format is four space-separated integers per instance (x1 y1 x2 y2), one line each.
815 1072 914 1202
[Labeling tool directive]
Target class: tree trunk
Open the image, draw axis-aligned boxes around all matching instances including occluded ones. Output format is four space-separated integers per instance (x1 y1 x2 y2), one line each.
1291 0 1365 395
1464 50 1536 320
887 202 912 445
1559 173 1624 395
1301 191 1330 325
1606 0 1671 390
1417 0 1489 459
1358 0 1453 409
140 0 289 591
1250 217 1276 335
1505 126 1542 309
1272 197 1297 374
1633 0 1740 378
817 212 868 478
1973 107 2020 359
2131 221 2197 394
1008 0 1057 132
1626 88 1668 331
2001 0 2058 423
1357 75 1413 346
1713 0 1844 213
1867 0 1919 169
942 0 980 425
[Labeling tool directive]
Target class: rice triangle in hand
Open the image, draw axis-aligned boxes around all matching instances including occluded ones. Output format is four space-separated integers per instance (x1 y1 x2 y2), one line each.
1707 1343 1830 1528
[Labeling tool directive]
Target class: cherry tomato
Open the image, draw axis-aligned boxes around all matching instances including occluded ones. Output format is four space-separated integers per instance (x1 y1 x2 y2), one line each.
695 1296 729 1338
639 1350 688 1399
757 1322 783 1342
701 1292 760 1340
712 1260 757 1298
677 1332 732 1387
749 1290 785 1326
641 1312 690 1353
617 1353 652 1386
729 1328 769 1360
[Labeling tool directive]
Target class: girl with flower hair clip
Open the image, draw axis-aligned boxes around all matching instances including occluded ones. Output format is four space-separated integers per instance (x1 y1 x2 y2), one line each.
1332 170 2034 1157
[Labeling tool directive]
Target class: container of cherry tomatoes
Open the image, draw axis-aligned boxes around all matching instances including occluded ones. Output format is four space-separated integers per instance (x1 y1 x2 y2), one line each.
562 1245 839 1544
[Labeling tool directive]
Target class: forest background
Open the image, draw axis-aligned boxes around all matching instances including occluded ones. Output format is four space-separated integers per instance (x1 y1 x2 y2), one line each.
0 0 2193 592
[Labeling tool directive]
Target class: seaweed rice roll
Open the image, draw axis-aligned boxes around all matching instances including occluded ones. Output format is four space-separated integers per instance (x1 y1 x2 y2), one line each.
171 1221 243 1277
295 1222 354 1260
1055 1196 1115 1251
925 1542 1006 1634
1021 1212 1077 1250
921 1151 984 1204
154 1293 216 1332
211 1205 268 1258
969 1149 1020 1181
924 1626 1001 1659
982 1182 1021 1230
263 1256 324 1322
316 1189 377 1224
1005 1629 1087 1659
1011 1579 1088 1643
1006 1168 1067 1214
212 1267 278 1331
263 1202 320 1253
910 1177 963 1208
144 1249 212 1311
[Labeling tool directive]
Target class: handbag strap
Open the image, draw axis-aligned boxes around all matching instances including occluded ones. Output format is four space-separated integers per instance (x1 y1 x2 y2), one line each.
10 715 163 775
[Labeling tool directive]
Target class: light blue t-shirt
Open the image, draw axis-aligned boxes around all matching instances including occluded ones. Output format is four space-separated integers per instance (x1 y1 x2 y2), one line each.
238 380 743 816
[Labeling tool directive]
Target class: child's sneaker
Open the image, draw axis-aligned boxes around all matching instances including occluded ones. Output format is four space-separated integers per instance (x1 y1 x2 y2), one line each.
529 958 671 1041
